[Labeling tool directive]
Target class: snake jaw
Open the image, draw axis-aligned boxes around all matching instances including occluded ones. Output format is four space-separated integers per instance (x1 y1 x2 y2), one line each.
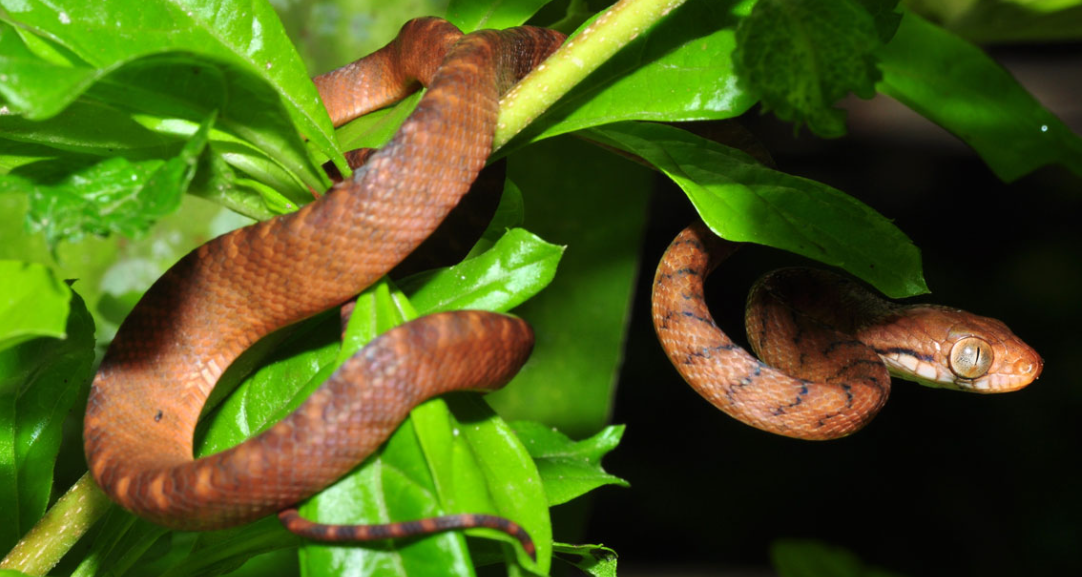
878 353 953 390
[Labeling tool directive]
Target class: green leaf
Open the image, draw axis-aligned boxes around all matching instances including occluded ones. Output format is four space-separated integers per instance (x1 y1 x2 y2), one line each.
773 540 864 577
908 0 1082 43
72 512 167 577
771 539 911 577
0 98 181 160
89 54 321 206
996 0 1082 13
733 0 895 138
511 422 627 506
876 11 1082 181
0 261 71 351
75 513 295 577
401 228 564 314
333 92 422 155
538 0 598 33
336 279 410 363
167 519 299 577
447 0 552 31
0 22 102 120
474 178 525 251
0 0 340 176
196 313 340 457
188 142 284 222
507 0 757 151
490 136 652 437
553 542 618 577
587 121 928 298
1 112 213 247
0 287 94 554
0 37 327 211
415 395 553 570
0 134 85 176
853 0 902 41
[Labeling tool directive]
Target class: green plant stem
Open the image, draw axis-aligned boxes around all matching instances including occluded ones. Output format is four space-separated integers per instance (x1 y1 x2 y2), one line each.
0 473 113 576
493 0 689 150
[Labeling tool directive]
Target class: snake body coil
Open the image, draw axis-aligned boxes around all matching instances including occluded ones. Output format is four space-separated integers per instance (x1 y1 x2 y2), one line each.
652 222 1043 440
84 19 564 549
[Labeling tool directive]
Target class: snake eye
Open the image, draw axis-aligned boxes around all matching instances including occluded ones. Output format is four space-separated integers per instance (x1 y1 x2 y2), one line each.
950 337 994 379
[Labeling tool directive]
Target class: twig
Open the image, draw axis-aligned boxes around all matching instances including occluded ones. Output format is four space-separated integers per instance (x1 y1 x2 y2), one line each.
494 0 688 149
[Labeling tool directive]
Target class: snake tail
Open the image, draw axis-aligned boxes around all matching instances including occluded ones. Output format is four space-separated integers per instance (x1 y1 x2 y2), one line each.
279 509 536 560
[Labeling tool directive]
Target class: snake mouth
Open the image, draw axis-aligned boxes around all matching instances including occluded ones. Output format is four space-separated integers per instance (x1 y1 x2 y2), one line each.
954 378 982 392
958 370 1039 394
879 353 952 389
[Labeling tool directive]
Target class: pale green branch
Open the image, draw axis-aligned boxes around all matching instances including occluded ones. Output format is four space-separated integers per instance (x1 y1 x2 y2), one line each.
0 473 113 576
494 0 689 150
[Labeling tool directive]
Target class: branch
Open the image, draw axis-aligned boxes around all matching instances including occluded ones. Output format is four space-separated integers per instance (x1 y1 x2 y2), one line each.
0 473 112 575
494 0 689 150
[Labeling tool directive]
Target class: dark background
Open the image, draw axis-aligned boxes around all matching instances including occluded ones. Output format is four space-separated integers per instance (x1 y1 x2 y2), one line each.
584 43 1082 576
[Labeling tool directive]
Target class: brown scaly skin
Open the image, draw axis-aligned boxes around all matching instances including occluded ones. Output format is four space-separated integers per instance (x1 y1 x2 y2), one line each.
652 221 1043 440
84 17 564 555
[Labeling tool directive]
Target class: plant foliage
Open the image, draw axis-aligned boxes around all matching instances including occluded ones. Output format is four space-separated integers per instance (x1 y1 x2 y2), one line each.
1 0 1079 575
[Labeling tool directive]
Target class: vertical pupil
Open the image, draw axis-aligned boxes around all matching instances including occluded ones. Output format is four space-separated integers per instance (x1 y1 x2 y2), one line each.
951 338 993 379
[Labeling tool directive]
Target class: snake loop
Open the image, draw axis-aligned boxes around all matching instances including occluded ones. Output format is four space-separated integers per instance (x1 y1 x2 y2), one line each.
84 18 564 556
652 221 1043 440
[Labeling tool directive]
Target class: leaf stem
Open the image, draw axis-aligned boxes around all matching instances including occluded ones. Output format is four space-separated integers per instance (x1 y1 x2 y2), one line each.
0 473 113 576
494 0 689 150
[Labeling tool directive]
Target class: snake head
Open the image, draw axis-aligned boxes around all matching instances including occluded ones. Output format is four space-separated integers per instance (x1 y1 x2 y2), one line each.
861 305 1043 393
